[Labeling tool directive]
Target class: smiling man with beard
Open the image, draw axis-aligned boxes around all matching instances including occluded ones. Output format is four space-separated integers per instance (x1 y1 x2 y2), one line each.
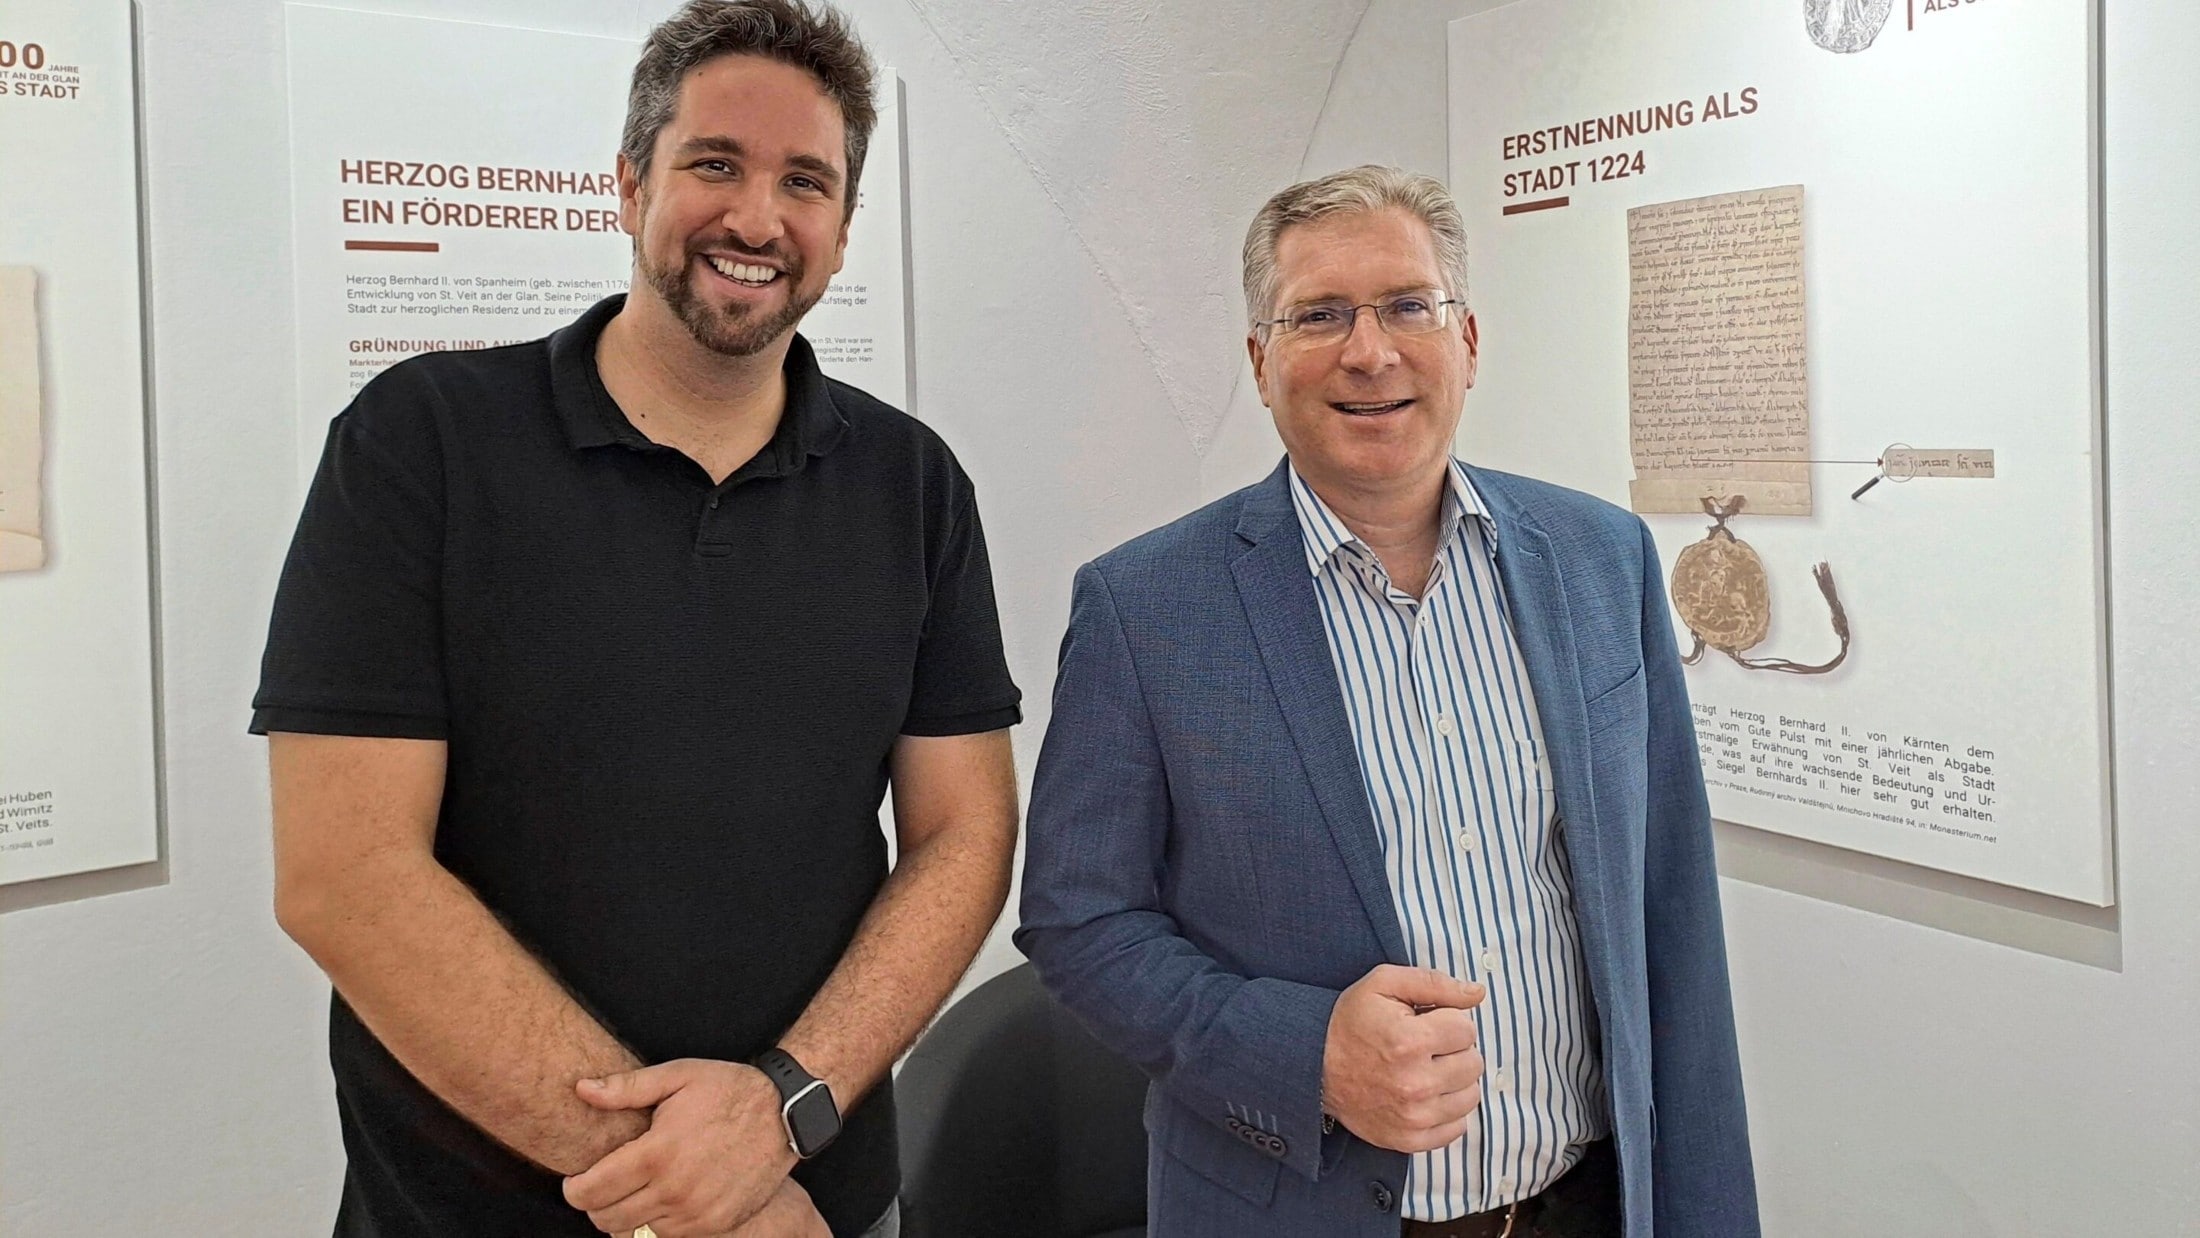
253 4 1021 1237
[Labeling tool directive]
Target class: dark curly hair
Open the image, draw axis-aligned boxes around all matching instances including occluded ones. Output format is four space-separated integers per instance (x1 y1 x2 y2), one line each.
621 0 878 219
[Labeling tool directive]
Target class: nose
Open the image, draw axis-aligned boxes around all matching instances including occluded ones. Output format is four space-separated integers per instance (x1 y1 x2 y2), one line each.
1335 304 1401 374
719 177 786 251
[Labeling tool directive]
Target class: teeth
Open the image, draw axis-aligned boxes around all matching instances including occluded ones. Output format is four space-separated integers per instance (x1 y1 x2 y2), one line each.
1339 401 1405 411
707 257 778 284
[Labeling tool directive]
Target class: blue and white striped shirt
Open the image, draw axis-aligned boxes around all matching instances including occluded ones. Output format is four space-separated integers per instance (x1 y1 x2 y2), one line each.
1291 460 1608 1220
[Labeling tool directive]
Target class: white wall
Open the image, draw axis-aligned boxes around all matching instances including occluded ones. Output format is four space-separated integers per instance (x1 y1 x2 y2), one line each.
4 0 2194 1232
1203 1 2200 1234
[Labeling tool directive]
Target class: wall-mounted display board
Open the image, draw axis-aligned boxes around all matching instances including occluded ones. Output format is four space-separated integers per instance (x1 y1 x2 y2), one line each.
1448 0 2110 903
0 2 161 884
286 6 911 486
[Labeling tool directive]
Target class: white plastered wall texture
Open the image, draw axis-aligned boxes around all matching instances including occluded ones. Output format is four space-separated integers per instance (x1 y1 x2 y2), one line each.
0 0 1369 1230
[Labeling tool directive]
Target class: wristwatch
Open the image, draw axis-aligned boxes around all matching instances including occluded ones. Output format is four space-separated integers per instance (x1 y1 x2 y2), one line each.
752 1047 841 1159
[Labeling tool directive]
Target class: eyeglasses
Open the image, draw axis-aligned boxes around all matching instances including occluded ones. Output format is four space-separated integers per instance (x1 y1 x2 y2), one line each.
1259 289 1465 342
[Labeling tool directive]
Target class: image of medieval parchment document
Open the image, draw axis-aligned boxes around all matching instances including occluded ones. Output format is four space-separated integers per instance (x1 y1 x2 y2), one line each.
1448 0 2107 902
1627 186 1811 517
0 1 161 884
286 7 911 486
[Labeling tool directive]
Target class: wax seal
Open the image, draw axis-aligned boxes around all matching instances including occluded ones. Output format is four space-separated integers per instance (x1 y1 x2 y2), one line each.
1671 496 1851 675
1804 0 1894 53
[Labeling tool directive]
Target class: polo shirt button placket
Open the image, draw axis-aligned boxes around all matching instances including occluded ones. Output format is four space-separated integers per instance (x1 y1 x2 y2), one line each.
698 490 737 557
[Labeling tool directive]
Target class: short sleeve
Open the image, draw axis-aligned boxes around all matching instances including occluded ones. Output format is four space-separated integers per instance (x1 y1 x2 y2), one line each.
250 372 449 739
900 486 1022 737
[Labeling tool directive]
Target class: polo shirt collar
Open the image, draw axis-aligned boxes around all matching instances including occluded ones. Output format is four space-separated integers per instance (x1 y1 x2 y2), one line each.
548 294 849 468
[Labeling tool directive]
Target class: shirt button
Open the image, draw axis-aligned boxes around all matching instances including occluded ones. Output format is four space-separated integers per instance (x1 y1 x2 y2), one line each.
1455 827 1476 854
1435 714 1457 738
1492 1067 1513 1094
706 496 721 510
1369 1181 1396 1213
1480 947 1501 973
1498 1174 1516 1195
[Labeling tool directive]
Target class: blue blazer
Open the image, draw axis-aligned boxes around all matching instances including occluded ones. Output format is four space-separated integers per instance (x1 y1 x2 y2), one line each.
1016 460 1758 1237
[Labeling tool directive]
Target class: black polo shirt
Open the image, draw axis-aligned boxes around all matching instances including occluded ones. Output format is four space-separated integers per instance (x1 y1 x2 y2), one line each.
253 295 1021 1237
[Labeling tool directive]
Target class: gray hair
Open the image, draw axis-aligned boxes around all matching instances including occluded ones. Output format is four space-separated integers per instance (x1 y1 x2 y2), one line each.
622 0 878 220
1241 165 1472 332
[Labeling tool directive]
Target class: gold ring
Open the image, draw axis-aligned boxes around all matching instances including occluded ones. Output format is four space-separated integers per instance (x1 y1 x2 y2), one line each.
633 1227 657 1238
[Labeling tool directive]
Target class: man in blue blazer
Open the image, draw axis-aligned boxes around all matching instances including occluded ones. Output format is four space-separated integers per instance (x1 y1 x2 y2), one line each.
1017 167 1758 1238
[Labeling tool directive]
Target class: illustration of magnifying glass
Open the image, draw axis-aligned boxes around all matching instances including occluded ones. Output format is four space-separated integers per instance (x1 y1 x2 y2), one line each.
1849 442 1920 500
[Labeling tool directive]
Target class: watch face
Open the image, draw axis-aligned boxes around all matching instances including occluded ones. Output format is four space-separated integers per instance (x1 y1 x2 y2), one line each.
786 1085 841 1157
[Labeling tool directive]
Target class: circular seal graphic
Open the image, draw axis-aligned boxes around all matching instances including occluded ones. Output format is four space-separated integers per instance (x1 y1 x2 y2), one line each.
1671 497 1853 677
1672 516 1773 656
1804 0 1895 54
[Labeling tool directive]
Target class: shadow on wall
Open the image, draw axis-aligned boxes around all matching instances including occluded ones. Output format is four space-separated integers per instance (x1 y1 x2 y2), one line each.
1714 822 2120 970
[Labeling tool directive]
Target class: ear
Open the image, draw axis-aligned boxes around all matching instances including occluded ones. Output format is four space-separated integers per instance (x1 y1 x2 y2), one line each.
1459 309 1481 389
616 152 644 238
1247 331 1274 408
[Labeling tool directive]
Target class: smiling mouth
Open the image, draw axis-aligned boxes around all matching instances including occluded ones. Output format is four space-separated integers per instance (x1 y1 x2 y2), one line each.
704 255 783 288
1332 399 1413 417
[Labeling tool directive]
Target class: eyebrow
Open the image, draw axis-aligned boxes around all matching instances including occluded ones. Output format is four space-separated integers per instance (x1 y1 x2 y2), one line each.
1287 284 1443 306
672 135 845 192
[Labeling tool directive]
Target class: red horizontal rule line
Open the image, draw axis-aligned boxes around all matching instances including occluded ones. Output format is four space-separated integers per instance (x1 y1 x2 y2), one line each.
1501 196 1570 216
345 240 441 252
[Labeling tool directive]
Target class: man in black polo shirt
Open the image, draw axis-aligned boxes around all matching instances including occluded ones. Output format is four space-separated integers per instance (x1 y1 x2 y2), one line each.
255 4 1020 1236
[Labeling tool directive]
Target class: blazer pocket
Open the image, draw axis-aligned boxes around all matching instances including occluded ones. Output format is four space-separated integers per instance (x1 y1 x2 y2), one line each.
1160 1102 1283 1208
1584 662 1645 736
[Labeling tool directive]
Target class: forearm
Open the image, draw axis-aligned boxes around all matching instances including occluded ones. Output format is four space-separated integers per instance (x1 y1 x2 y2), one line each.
779 818 1013 1110
283 851 647 1175
1017 564 1338 1170
1019 911 1341 1176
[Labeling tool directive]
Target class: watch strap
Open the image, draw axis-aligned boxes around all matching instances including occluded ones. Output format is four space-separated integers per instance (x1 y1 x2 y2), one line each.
752 1047 815 1104
751 1047 838 1159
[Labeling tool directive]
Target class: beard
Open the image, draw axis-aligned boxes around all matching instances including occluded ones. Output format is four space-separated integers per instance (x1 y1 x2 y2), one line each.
640 236 824 358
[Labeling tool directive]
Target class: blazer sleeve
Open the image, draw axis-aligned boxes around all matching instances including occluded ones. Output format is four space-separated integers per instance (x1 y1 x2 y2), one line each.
1636 519 1763 1235
1016 562 1342 1184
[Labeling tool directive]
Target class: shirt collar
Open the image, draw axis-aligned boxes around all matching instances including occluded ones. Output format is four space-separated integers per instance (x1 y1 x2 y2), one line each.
548 294 849 468
1288 458 1489 577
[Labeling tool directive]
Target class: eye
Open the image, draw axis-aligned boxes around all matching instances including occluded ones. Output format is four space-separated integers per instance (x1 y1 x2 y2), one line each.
1295 306 1343 327
1387 296 1433 315
695 159 735 176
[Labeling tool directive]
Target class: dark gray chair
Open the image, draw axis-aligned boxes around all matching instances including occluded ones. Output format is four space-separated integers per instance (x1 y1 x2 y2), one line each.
896 962 1148 1238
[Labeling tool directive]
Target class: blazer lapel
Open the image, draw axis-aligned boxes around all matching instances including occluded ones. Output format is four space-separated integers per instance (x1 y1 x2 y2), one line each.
1230 464 1410 966
1472 468 1619 983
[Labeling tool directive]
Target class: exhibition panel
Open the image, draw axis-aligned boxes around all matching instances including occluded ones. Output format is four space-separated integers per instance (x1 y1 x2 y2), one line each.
1449 0 2110 903
0 1 160 886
